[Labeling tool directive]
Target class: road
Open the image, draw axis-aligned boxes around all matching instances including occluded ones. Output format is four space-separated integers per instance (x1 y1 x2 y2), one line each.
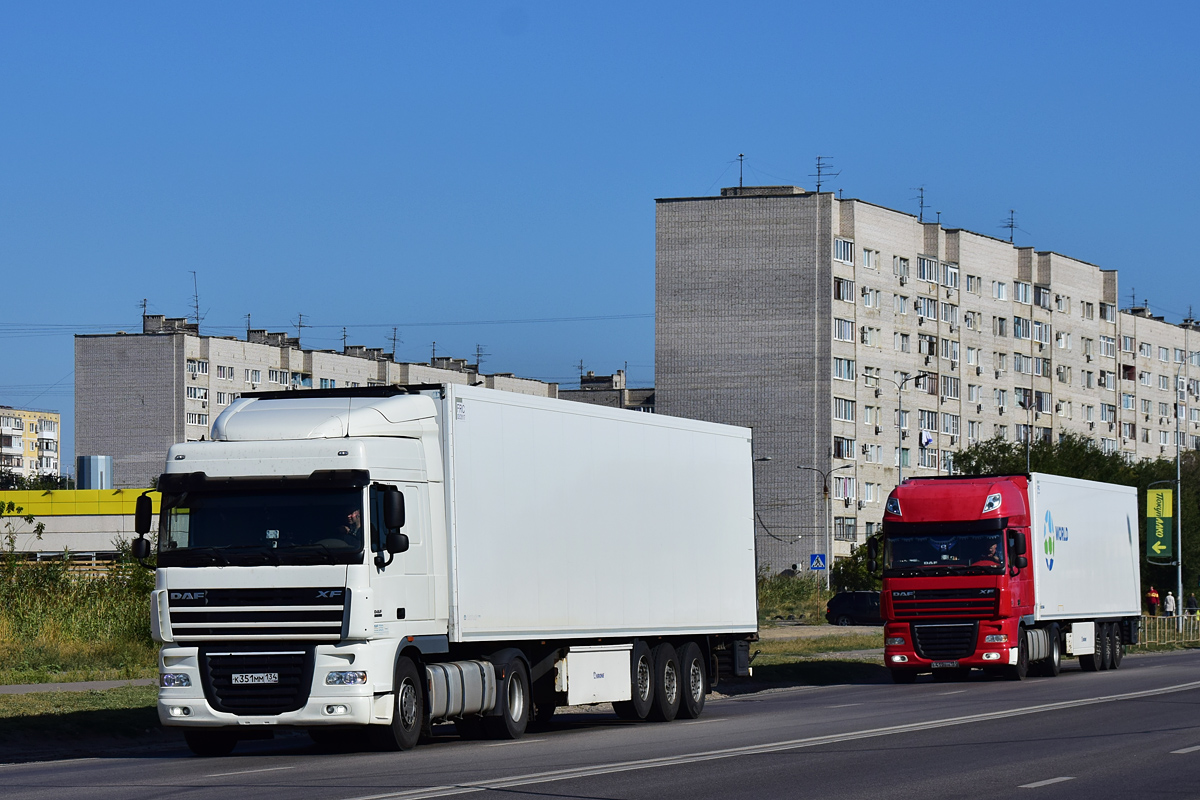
6 649 1200 799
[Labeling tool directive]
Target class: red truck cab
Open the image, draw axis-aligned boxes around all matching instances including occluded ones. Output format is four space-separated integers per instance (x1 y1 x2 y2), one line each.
877 475 1033 682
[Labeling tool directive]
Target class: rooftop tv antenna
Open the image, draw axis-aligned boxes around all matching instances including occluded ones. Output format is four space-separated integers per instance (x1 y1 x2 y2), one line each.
189 271 205 327
295 313 307 345
812 156 839 193
390 327 400 361
245 313 251 339
738 153 744 188
1003 209 1018 243
474 343 490 371
911 186 927 223
431 341 437 362
140 298 148 316
342 326 348 351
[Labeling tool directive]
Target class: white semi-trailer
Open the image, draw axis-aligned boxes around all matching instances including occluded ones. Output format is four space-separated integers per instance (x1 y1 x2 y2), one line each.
133 384 758 756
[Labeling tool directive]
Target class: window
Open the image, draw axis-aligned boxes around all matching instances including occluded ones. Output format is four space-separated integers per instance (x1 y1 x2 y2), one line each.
1084 405 1095 422
1139 371 1151 386
863 366 881 387
918 334 937 356
893 256 910 280
893 294 909 314
833 476 856 500
1160 402 1171 416
941 376 960 400
833 436 857 459
993 281 1008 300
993 317 1008 337
1034 357 1051 378
834 277 856 302
895 409 910 430
995 352 1007 372
967 420 981 442
185 412 209 426
896 448 912 468
1014 353 1031 374
968 383 981 402
1081 301 1094 320
864 482 878 503
1099 303 1115 322
835 239 854 264
1014 282 1031 304
268 369 289 384
1100 336 1116 357
861 326 881 346
995 424 1008 440
1055 331 1071 350
941 450 955 473
1082 337 1094 358
1013 317 1031 339
1141 398 1152 414
942 263 959 289
940 338 959 362
834 397 856 422
1121 336 1135 353
1016 424 1033 443
216 365 234 380
915 296 938 319
864 444 883 464
833 358 856 381
1101 438 1117 454
940 303 958 326
1139 342 1152 357
964 311 978 330
834 318 855 341
862 248 879 270
918 257 938 282
186 386 208 401
1101 403 1116 422
863 405 880 425
1160 430 1171 446
1057 365 1072 384
1099 370 1115 388
919 448 938 468
1176 348 1186 363
995 388 1008 408
834 517 858 542
966 275 981 293
1121 422 1136 440
1056 295 1070 313
1121 393 1135 410
1159 374 1171 390
216 392 230 405
1015 387 1033 410
967 346 979 365
320 378 337 389
1059 400 1072 418
941 413 960 436
863 288 881 308
1032 320 1050 345
1035 391 1052 413
894 332 911 352
1034 286 1051 309
245 368 262 384
186 359 209 375
918 409 939 433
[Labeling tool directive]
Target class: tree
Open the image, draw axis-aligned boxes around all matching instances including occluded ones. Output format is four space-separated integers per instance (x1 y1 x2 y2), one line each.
1 499 45 572
831 541 881 592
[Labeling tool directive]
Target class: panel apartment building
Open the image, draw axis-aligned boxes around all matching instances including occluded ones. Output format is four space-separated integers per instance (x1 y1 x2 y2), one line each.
76 315 558 488
0 406 62 478
656 186 1200 573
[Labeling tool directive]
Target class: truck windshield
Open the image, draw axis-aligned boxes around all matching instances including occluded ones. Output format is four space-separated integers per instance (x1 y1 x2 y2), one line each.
157 488 365 567
884 532 1006 576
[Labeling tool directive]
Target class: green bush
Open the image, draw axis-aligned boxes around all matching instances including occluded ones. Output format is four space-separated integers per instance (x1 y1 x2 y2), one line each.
758 573 831 623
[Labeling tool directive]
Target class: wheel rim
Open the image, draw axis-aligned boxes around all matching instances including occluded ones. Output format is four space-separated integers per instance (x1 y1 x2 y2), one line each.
398 677 418 730
636 655 652 702
507 673 525 722
663 662 678 706
688 658 704 702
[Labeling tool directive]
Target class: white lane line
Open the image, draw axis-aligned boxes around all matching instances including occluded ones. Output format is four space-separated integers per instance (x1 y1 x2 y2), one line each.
681 718 722 725
826 703 861 708
1020 777 1075 788
206 765 297 778
1172 745 1200 754
938 690 967 696
340 680 1200 800
483 739 542 747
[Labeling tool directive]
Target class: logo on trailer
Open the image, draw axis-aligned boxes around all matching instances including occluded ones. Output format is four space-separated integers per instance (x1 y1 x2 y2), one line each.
1044 511 1055 570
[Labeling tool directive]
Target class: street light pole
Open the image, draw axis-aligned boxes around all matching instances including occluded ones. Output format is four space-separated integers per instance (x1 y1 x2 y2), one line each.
798 464 852 590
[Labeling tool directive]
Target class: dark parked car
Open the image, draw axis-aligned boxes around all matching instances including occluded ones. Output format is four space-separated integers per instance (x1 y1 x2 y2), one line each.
825 591 882 626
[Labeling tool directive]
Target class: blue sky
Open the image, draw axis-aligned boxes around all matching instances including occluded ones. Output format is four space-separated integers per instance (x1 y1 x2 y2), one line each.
2 2 1198 467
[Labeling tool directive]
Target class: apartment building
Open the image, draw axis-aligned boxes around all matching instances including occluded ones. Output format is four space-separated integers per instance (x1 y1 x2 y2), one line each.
76 315 558 488
656 186 1200 573
0 406 62 478
559 370 656 412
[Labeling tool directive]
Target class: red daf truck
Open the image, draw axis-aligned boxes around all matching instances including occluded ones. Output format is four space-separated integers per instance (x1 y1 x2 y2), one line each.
871 473 1141 683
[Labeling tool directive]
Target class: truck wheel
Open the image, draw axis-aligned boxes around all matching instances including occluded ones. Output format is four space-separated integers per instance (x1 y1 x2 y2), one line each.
1098 623 1113 671
373 657 424 751
1006 629 1029 680
613 640 654 720
676 642 707 719
1111 624 1124 669
184 729 237 757
1041 625 1061 677
484 659 530 740
890 668 917 684
647 643 681 722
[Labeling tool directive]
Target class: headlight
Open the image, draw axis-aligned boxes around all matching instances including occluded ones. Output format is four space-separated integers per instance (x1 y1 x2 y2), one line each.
160 673 191 687
885 497 902 516
982 492 1003 513
984 634 1008 643
885 637 906 646
326 671 368 686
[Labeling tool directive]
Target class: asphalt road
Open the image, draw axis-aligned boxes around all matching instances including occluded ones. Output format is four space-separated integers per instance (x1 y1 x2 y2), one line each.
6 650 1200 799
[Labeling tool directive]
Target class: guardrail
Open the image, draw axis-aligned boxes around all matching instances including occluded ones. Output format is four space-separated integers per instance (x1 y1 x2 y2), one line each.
1137 614 1200 646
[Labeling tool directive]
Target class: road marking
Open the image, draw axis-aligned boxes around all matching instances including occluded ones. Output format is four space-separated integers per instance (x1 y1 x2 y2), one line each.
206 766 296 778
826 703 861 708
341 680 1200 800
681 718 722 725
938 690 967 696
1172 745 1200 754
1020 777 1075 788
483 739 541 747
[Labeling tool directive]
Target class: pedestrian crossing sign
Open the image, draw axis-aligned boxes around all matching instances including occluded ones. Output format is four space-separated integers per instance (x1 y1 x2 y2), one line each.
810 554 826 570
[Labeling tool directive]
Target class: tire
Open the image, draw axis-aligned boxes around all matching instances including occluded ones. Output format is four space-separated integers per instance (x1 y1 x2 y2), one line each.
676 642 707 719
836 615 853 626
484 659 530 740
1007 627 1029 680
373 657 424 751
647 643 681 722
890 668 918 684
612 640 654 721
1111 624 1125 669
1041 625 1061 678
184 729 237 757
1098 622 1113 671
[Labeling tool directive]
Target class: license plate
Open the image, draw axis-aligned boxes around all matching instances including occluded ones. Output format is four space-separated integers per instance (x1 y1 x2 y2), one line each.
232 672 279 685
931 661 960 669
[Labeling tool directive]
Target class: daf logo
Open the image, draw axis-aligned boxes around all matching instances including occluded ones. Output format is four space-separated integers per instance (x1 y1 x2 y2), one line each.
317 590 343 599
170 591 205 600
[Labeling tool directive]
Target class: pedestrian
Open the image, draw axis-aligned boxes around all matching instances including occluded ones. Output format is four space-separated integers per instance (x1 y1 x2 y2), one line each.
1164 591 1177 617
1147 586 1160 616
1187 593 1199 618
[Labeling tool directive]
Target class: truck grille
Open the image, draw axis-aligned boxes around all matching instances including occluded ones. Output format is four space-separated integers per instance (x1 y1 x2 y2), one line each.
912 623 978 660
168 587 347 641
891 588 998 620
199 644 315 716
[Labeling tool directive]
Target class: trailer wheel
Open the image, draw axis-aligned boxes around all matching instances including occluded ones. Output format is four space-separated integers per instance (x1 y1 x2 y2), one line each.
484 659 530 740
647 643 681 722
676 642 707 719
1098 623 1113 671
1111 624 1124 669
1007 628 1029 680
890 668 917 684
373 657 424 751
184 729 237 757
613 640 654 720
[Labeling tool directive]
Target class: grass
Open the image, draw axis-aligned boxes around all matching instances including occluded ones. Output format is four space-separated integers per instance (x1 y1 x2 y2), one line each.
752 632 883 657
757 573 832 624
0 685 160 747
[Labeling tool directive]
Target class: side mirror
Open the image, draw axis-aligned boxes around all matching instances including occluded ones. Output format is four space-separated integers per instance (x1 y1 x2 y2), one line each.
131 537 151 560
1015 555 1028 569
383 488 405 530
135 493 153 535
386 532 410 555
1008 531 1027 555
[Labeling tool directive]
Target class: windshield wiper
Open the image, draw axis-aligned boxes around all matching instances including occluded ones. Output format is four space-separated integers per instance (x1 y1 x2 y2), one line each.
284 543 346 564
174 547 230 566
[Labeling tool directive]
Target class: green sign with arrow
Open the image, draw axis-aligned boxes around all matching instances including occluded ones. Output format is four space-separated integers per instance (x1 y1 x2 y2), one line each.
1147 488 1173 558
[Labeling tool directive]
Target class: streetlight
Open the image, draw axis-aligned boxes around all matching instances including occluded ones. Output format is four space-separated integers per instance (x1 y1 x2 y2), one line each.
797 464 852 590
866 371 930 484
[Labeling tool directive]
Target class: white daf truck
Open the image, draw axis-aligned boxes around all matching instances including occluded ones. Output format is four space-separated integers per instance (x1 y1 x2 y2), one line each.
132 384 758 756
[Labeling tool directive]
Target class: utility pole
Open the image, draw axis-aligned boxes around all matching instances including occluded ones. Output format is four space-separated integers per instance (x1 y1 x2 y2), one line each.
737 153 744 188
390 328 399 361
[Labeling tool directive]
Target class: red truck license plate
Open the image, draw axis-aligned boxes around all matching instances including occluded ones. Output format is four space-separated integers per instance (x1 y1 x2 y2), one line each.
931 661 959 669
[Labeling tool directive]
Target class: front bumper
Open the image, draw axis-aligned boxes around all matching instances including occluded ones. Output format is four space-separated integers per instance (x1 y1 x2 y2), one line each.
883 620 1018 670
